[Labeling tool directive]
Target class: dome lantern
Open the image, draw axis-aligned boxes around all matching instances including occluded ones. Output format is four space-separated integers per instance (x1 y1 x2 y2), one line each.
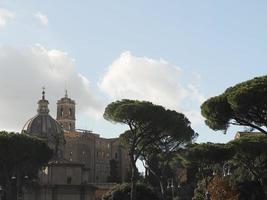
37 87 49 115
22 88 65 159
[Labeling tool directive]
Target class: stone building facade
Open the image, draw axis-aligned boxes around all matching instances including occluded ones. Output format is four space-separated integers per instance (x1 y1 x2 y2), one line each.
63 130 129 183
22 90 130 200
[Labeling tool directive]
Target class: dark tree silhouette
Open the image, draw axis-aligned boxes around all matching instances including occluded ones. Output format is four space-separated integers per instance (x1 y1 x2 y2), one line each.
201 75 267 134
104 99 196 200
0 131 53 199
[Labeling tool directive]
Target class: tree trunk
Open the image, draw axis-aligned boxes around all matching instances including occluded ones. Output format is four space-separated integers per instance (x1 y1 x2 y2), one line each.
5 179 12 200
130 154 138 200
159 181 166 200
2 165 12 200
147 167 166 200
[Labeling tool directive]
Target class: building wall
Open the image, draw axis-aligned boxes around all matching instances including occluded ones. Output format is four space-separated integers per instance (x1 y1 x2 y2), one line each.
23 185 96 200
63 130 130 183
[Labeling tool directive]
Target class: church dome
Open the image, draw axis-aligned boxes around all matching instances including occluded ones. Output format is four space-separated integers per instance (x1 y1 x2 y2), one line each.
22 88 65 159
23 114 62 138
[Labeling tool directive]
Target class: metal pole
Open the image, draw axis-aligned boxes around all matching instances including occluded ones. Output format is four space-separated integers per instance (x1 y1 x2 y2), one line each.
172 187 174 200
171 178 174 200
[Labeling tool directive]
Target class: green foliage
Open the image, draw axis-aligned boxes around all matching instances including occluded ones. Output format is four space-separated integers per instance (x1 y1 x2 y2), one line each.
180 135 267 200
228 135 267 185
102 183 160 200
192 179 206 200
0 131 52 170
0 131 53 186
183 143 234 167
104 99 164 128
228 167 265 199
104 100 169 200
201 95 232 131
180 143 234 199
237 181 265 200
104 99 197 200
201 75 267 134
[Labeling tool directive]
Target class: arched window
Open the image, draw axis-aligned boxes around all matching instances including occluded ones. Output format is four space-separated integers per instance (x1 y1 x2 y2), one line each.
69 123 72 130
61 107 63 117
69 108 72 116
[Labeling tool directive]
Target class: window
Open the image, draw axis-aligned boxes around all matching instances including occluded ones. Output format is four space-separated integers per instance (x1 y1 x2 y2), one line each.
67 176 72 184
69 151 72 161
115 152 118 159
69 123 71 130
69 108 72 116
61 108 63 117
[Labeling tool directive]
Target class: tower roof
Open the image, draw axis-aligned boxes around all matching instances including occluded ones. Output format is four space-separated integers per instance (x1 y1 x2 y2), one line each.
57 90 75 105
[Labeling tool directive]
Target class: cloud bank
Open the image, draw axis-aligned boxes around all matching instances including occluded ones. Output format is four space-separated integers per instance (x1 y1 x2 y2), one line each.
34 11 49 25
0 46 205 132
0 8 14 27
0 45 103 131
99 51 205 127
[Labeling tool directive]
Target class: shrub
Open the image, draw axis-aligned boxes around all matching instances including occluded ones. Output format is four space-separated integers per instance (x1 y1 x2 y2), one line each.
102 183 159 200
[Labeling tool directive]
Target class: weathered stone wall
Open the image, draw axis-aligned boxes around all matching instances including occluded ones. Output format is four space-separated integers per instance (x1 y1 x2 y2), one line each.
23 185 96 200
63 131 130 183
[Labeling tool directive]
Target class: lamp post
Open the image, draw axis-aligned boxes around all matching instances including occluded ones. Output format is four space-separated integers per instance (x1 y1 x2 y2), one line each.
0 185 4 200
10 172 29 200
222 162 231 177
167 178 181 200
211 162 232 200
167 178 174 200
199 166 212 200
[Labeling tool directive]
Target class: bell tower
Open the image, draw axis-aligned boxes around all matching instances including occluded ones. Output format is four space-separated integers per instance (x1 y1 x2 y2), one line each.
56 90 76 131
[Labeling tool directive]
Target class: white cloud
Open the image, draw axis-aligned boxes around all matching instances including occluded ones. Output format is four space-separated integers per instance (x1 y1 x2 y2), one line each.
34 11 48 25
99 51 205 127
0 8 15 27
0 44 103 131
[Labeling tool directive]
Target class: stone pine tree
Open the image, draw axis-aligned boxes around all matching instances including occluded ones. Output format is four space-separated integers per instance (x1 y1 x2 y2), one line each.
228 135 267 189
104 99 197 200
0 131 53 200
201 75 267 135
140 110 197 200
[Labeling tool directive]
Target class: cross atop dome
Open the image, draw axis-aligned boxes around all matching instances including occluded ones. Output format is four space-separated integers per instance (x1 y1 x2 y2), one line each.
42 86 46 100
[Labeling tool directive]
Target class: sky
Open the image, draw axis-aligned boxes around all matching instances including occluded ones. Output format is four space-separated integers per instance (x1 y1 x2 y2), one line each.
0 0 266 143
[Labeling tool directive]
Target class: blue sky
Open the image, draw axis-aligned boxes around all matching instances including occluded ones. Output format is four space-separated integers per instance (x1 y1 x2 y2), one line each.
0 1 266 143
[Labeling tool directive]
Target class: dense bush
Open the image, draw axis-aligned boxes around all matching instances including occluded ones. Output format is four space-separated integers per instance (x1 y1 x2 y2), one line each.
102 183 160 200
